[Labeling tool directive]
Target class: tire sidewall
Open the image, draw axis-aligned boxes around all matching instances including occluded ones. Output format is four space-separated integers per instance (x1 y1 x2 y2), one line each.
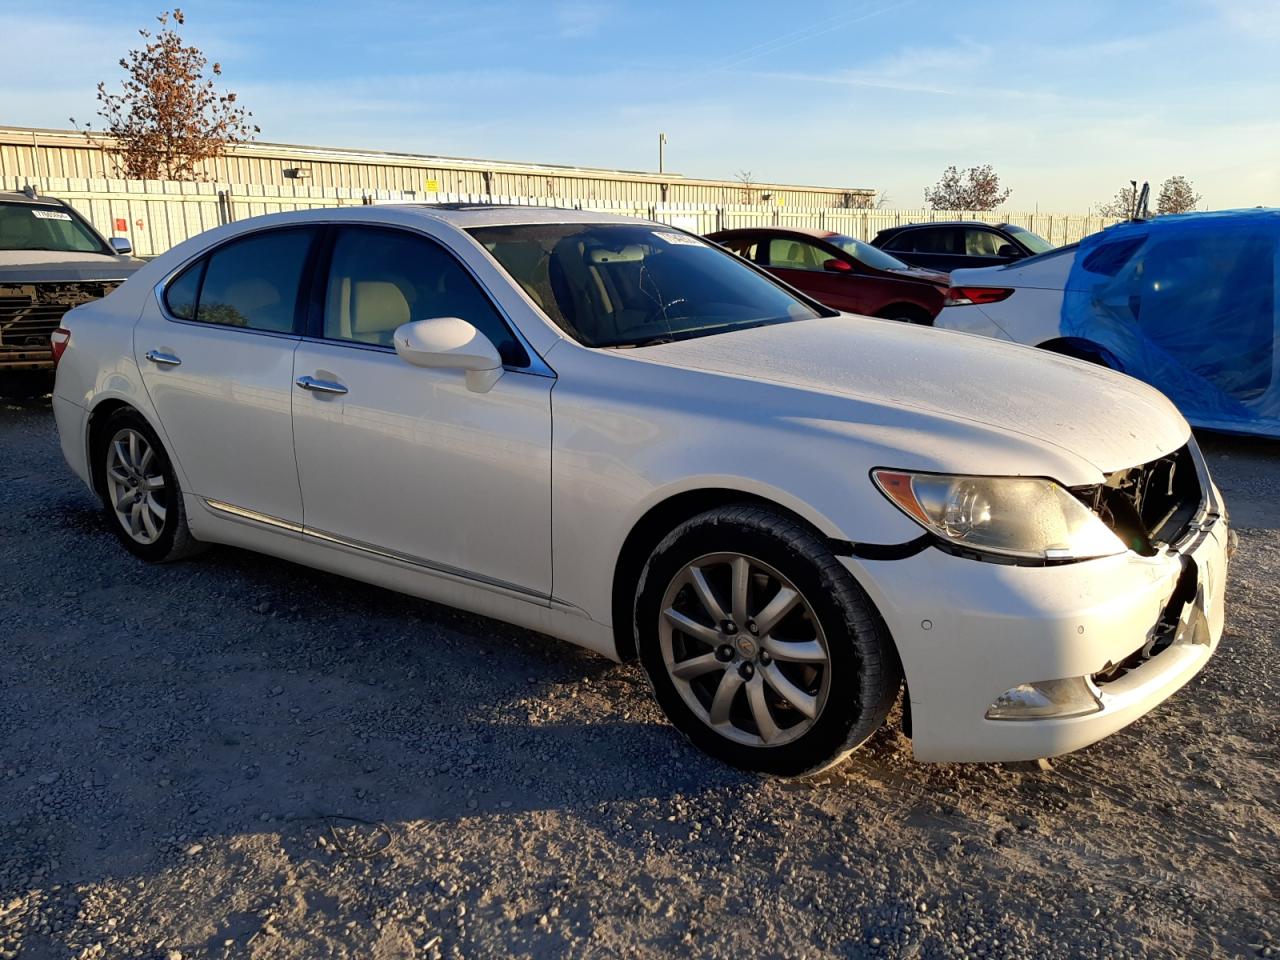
636 510 885 777
96 410 183 562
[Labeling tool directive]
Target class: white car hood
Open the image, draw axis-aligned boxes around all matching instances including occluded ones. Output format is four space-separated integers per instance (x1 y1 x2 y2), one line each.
636 315 1188 474
0 250 142 283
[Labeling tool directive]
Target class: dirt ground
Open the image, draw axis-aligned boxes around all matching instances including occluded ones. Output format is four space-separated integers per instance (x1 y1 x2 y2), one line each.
1 398 1276 960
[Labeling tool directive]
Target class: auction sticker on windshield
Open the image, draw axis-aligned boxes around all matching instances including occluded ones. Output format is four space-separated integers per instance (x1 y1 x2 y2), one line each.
653 231 704 246
32 210 73 221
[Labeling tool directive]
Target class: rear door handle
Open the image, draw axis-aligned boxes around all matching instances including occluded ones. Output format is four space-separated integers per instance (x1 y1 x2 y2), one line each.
295 375 348 395
144 350 182 367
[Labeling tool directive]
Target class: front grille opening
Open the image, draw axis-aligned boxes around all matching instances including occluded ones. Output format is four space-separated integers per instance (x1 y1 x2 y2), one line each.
1072 445 1203 555
0 281 121 354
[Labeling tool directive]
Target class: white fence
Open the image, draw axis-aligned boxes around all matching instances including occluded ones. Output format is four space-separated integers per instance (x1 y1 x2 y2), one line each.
7 176 1119 259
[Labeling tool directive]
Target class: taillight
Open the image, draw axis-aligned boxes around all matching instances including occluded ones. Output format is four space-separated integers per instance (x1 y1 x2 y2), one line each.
944 286 1014 307
50 327 71 366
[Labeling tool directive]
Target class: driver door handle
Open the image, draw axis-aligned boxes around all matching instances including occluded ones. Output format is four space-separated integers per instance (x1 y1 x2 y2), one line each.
295 375 348 396
144 350 182 367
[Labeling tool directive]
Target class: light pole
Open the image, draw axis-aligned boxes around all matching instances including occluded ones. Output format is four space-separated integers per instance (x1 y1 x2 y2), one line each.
658 132 667 174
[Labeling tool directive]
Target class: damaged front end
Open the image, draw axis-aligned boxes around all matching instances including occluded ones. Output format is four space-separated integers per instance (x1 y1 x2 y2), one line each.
0 281 122 370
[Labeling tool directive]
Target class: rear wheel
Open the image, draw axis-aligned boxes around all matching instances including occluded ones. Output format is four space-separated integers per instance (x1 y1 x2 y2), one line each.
95 408 202 562
635 504 900 777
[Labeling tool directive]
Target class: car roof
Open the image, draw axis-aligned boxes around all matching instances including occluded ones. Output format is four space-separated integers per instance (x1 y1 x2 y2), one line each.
709 226 839 241
341 203 652 229
877 221 1012 234
0 191 71 207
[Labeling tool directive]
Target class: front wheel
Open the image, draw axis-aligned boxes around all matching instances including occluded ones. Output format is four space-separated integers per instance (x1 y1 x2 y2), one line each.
635 504 901 777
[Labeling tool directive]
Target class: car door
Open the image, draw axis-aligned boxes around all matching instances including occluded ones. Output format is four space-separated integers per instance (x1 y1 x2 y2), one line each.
881 227 967 271
290 224 553 599
134 225 318 527
761 236 881 314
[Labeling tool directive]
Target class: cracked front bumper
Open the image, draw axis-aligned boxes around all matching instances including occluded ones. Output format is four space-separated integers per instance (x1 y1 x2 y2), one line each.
844 499 1229 763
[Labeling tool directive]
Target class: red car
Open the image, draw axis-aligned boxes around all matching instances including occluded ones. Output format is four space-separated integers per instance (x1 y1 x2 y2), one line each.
707 227 948 324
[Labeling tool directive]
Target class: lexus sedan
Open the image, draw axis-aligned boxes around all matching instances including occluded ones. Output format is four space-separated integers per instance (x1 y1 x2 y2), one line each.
708 226 946 324
52 205 1230 776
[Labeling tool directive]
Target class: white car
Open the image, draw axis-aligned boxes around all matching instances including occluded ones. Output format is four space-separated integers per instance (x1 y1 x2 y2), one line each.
51 205 1231 776
933 243 1088 353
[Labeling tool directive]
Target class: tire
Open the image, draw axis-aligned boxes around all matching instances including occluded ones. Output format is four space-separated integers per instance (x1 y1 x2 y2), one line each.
94 408 203 563
634 503 901 777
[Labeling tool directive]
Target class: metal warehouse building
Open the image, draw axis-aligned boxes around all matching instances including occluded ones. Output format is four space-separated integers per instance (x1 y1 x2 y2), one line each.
0 126 873 208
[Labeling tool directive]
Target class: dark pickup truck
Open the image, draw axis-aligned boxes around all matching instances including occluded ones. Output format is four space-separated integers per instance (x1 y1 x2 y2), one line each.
0 189 142 397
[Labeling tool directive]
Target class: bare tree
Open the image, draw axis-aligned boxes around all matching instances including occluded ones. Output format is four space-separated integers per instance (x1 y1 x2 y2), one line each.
734 170 758 205
1096 184 1141 219
923 165 1011 211
1156 175 1202 215
71 9 258 181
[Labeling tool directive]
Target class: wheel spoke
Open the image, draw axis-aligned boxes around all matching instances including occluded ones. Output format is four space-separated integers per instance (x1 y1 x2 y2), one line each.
663 608 720 646
127 430 140 468
140 502 160 540
129 501 144 537
137 443 155 473
762 637 827 664
730 556 750 624
707 670 744 726
143 474 165 491
107 466 131 484
761 663 818 718
688 565 728 623
754 585 799 638
746 676 781 743
112 487 132 511
146 494 167 524
669 652 724 681
112 439 130 471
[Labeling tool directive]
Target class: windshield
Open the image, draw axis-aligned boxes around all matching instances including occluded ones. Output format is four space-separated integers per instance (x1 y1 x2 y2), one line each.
1003 225 1055 255
470 223 825 348
825 234 911 271
0 202 110 254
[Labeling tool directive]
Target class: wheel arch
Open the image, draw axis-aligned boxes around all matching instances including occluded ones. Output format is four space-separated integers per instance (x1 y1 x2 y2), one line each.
609 487 841 662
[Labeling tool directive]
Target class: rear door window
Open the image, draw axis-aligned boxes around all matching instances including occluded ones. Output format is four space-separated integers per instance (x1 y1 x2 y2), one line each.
893 227 962 254
192 228 316 332
965 229 1006 256
765 237 829 271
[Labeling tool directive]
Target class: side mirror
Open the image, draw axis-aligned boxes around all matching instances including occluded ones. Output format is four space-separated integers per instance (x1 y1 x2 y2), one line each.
822 258 853 273
393 317 504 393
109 237 133 256
996 244 1022 259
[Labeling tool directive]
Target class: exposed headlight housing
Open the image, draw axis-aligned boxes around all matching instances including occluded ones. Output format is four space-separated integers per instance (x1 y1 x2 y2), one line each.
872 470 1126 562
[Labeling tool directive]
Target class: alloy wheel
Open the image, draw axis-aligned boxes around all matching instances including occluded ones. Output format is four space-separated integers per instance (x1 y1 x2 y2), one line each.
104 427 168 545
659 552 832 747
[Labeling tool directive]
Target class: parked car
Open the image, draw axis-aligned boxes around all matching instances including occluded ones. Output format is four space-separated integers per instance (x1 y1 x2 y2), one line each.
0 188 142 397
935 209 1280 438
707 227 947 324
53 205 1230 775
871 221 1054 272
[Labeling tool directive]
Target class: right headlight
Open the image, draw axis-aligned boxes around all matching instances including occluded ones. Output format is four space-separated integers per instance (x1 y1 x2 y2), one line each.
871 470 1126 562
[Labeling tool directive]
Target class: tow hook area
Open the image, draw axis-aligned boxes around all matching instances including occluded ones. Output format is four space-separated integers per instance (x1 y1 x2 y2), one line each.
1093 557 1206 685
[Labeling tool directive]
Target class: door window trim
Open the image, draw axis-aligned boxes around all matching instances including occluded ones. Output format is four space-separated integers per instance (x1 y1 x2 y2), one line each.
153 224 322 340
305 223 554 377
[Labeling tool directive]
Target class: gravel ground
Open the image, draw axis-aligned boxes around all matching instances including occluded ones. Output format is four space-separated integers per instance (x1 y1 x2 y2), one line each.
1 398 1276 960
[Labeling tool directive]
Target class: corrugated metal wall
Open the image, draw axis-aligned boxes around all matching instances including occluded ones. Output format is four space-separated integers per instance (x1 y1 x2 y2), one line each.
1 126 873 209
4 176 1119 259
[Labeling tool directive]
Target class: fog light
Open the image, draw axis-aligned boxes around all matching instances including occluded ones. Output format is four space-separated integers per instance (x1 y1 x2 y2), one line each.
986 677 1103 720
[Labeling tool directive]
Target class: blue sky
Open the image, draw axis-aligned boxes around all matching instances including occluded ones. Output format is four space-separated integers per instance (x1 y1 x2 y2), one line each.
4 0 1278 209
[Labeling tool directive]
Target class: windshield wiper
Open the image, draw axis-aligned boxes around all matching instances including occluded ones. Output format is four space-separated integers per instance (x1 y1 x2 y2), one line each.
609 336 675 349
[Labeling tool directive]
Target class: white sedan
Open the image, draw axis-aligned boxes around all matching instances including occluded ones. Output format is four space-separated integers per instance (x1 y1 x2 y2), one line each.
51 205 1231 776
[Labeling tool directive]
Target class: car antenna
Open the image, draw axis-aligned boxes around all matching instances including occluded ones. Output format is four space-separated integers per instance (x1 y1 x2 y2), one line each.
1129 180 1150 221
21 183 39 200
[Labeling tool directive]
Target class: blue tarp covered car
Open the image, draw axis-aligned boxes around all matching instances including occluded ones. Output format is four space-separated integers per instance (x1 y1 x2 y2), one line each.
1061 209 1280 437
